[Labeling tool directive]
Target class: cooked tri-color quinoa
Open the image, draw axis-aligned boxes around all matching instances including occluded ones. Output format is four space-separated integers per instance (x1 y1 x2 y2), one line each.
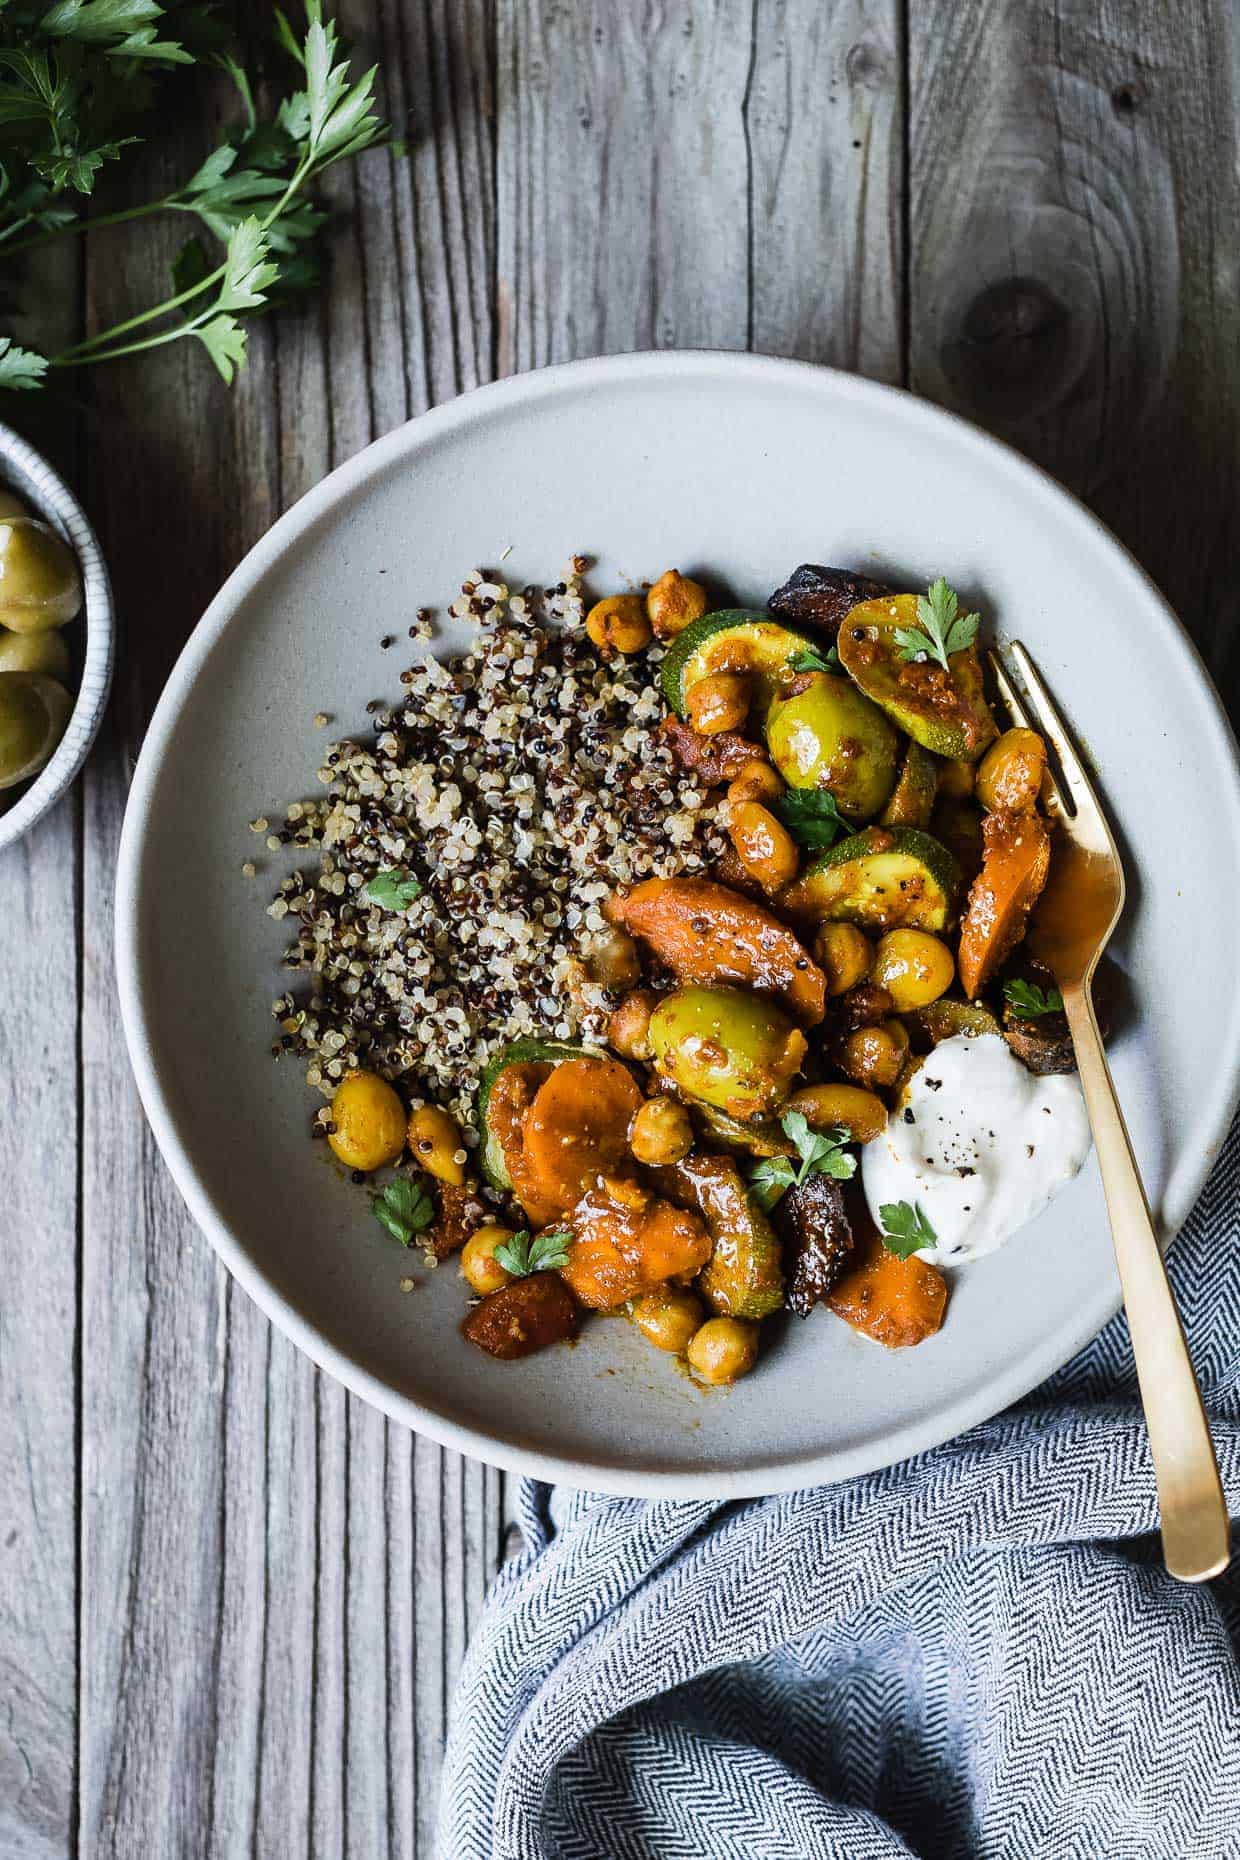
262 561 729 1137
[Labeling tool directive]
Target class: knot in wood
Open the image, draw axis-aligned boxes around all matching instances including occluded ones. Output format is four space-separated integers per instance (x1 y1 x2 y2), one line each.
947 277 1073 418
845 40 891 90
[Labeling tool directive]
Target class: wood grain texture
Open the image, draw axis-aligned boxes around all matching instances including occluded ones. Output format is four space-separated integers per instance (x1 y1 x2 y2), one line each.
748 0 903 376
0 239 81 1860
908 0 1240 709
76 10 502 1857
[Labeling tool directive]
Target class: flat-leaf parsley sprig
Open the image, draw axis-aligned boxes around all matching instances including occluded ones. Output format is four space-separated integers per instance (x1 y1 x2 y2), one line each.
776 786 857 851
750 1110 856 1212
1003 977 1064 1019
878 1200 937 1260
894 578 980 673
493 1230 573 1278
2 2 393 388
372 1176 435 1247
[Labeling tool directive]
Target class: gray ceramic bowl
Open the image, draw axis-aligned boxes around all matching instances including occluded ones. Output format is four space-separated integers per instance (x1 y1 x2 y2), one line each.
0 419 114 851
115 353 1240 1496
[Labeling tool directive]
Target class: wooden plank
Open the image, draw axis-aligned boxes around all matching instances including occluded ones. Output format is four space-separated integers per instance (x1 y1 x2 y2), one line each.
496 0 755 372
907 0 1240 709
78 8 502 1856
748 0 904 377
0 238 81 1860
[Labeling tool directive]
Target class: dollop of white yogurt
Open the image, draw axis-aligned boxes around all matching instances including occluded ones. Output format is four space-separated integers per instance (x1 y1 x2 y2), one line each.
862 1033 1091 1265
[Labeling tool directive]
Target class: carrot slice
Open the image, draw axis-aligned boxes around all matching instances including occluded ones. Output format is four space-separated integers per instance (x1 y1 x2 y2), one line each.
521 1056 643 1215
562 1180 712 1309
486 1061 562 1226
827 1229 947 1348
612 876 827 1024
957 809 1051 998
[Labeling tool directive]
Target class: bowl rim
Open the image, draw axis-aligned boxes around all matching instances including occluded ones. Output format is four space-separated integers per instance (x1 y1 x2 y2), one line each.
0 418 115 851
115 350 1240 1496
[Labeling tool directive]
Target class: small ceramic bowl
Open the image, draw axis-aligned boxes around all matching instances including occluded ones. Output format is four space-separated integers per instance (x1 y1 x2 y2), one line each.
0 419 114 851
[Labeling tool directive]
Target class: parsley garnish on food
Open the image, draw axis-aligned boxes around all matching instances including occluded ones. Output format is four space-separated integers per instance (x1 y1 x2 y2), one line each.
493 1229 573 1278
366 868 423 912
878 1200 937 1259
371 1177 436 1247
1004 978 1065 1019
776 787 857 850
1 2 393 389
894 578 980 673
788 643 839 674
750 1111 857 1212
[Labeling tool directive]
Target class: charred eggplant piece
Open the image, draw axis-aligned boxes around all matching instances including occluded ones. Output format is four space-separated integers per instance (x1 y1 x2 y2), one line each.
768 564 893 638
775 1171 854 1316
430 1181 490 1259
658 714 760 787
999 956 1075 1076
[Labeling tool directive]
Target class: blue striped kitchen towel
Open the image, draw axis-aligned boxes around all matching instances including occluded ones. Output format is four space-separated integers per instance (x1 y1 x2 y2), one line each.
439 1120 1240 1860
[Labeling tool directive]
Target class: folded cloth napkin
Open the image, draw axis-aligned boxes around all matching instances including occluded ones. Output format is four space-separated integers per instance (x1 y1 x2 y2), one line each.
439 1122 1240 1860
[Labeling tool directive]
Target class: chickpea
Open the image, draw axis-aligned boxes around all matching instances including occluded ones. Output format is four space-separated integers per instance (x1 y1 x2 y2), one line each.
460 1225 515 1296
687 1317 759 1386
629 1095 694 1166
645 568 710 640
629 1284 703 1353
727 758 784 806
872 929 955 1012
835 1019 909 1092
585 593 652 656
813 921 873 996
608 988 656 1061
785 1082 887 1145
329 1070 407 1173
937 756 975 800
407 1103 467 1185
727 800 799 893
686 671 750 735
975 727 1046 814
0 517 81 633
0 626 70 680
587 925 641 991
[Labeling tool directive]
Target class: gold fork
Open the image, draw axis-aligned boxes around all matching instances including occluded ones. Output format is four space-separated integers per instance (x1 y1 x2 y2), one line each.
989 643 1230 1583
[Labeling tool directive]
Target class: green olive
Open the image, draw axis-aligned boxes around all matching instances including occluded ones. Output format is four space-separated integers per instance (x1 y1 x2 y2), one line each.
0 672 73 789
765 670 898 820
0 626 71 680
0 518 82 633
0 491 29 521
648 984 807 1121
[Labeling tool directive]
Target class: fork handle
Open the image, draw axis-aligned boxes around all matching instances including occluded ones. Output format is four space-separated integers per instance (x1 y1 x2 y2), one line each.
1063 983 1231 1581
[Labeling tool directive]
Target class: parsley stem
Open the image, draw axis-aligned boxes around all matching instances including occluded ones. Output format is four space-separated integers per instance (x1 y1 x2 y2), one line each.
3 197 175 258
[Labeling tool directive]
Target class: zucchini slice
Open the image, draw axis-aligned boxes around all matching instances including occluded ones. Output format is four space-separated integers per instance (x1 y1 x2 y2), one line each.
781 826 961 932
880 739 939 829
476 1038 596 1190
660 609 818 719
836 593 998 760
648 1153 784 1320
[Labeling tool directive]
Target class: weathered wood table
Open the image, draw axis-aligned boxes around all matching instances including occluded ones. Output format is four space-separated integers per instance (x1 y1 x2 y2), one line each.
5 4 1238 1854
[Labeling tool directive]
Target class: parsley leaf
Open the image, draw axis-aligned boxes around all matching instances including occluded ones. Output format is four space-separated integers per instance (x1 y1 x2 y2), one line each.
1004 978 1064 1019
194 314 248 384
749 1110 856 1210
0 336 48 390
788 643 838 674
366 868 423 912
894 577 981 673
776 786 857 851
493 1229 573 1278
879 1200 937 1259
371 1176 435 1247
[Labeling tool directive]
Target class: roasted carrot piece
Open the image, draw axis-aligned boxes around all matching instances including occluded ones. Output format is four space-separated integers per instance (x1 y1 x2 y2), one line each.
461 1274 580 1359
485 1060 563 1226
611 876 827 1024
827 1229 947 1348
561 1179 712 1309
957 809 1051 998
521 1056 643 1215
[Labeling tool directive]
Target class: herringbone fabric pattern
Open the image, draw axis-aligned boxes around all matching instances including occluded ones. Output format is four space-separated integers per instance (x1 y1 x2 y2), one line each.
440 1122 1240 1860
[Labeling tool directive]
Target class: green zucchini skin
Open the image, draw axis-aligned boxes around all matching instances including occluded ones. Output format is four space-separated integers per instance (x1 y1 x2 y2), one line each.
648 1154 785 1320
475 1037 597 1190
659 609 816 718
782 825 961 933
